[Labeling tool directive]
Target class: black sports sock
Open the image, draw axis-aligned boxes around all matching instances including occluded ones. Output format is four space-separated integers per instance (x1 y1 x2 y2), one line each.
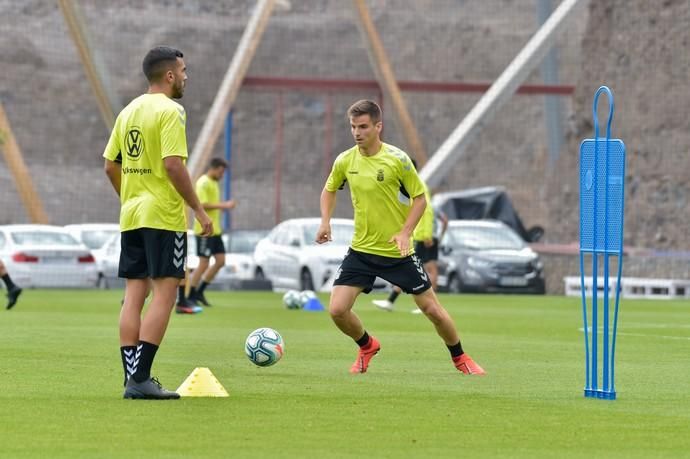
355 331 371 348
387 290 400 303
198 281 209 294
120 345 137 386
177 286 185 302
132 341 159 383
2 274 16 290
447 341 464 358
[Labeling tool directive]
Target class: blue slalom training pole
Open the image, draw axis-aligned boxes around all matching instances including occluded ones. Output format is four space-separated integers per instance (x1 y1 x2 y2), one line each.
579 86 626 400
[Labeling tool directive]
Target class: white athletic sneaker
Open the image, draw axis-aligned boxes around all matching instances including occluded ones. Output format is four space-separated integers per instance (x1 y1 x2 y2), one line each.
372 299 394 311
411 308 424 314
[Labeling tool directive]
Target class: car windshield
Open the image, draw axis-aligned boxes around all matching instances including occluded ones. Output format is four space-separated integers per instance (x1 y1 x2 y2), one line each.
228 231 269 253
446 225 524 250
12 231 81 246
303 223 353 246
81 230 119 249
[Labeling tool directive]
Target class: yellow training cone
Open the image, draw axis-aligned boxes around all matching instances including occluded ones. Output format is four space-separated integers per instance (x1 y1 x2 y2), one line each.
176 367 229 397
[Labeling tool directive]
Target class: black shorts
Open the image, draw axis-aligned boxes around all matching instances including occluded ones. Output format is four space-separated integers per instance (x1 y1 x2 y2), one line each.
196 235 225 257
333 248 432 295
119 228 186 279
414 238 439 264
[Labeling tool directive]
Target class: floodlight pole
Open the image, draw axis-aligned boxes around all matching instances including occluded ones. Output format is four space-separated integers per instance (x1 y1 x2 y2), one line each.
188 0 278 181
420 0 585 188
58 0 122 130
0 103 49 223
351 0 429 166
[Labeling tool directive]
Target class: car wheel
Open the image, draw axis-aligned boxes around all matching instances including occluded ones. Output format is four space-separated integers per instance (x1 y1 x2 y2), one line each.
255 267 265 280
448 273 463 294
300 268 314 291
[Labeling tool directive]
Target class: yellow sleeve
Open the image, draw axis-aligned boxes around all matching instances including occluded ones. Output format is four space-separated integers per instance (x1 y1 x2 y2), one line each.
103 116 122 162
325 153 347 192
399 155 425 200
160 105 188 159
196 178 211 204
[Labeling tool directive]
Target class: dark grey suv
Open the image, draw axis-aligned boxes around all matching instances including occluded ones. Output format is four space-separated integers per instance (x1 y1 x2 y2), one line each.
437 220 545 294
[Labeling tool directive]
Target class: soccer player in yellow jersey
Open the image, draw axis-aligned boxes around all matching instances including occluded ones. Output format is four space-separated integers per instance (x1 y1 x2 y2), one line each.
316 100 485 375
189 157 236 306
104 46 213 399
0 260 22 310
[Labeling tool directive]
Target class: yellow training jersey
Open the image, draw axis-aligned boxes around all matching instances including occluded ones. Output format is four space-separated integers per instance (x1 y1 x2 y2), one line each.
325 143 425 258
194 174 222 236
413 183 434 242
103 93 188 232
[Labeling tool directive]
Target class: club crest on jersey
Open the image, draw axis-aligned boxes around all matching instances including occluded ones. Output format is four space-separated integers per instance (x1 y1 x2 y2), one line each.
376 169 384 182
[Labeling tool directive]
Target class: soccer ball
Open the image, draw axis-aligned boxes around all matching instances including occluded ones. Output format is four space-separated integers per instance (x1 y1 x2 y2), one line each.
299 290 317 307
245 327 284 367
282 289 302 309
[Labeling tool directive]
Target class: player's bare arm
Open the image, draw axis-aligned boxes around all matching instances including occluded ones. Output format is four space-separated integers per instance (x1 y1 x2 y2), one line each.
389 192 427 256
202 200 236 211
316 187 336 244
104 159 122 196
163 156 213 236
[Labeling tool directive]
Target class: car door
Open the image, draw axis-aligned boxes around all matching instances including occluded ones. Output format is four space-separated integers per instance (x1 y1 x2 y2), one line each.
272 223 302 289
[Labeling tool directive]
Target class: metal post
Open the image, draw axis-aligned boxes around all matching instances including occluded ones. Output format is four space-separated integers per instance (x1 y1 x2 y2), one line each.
223 111 233 231
537 0 564 167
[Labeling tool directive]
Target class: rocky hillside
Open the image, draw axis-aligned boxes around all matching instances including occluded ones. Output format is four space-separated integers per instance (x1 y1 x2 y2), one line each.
3 0 688 252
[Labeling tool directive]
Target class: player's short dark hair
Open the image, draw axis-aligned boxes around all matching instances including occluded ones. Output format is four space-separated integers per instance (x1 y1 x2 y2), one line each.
209 157 228 169
347 100 381 124
142 46 184 82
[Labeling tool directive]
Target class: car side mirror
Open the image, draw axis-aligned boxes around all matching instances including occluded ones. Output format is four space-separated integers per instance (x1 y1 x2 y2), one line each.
526 226 544 242
441 245 453 256
290 239 301 247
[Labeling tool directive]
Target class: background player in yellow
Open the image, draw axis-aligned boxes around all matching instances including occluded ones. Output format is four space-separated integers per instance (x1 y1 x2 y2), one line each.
104 46 212 399
315 99 485 375
373 164 449 313
0 260 22 310
189 157 236 306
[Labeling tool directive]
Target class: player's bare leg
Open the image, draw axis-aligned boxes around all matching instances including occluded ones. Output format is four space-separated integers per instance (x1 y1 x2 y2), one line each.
413 288 485 375
124 277 181 399
192 253 224 306
329 285 380 373
120 278 149 346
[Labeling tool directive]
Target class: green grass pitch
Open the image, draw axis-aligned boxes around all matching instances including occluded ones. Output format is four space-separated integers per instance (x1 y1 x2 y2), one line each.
1 289 688 458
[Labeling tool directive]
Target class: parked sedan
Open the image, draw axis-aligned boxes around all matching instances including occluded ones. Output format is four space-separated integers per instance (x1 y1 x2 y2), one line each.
224 229 269 281
100 230 269 290
437 220 545 294
64 223 119 288
253 218 354 291
0 225 98 288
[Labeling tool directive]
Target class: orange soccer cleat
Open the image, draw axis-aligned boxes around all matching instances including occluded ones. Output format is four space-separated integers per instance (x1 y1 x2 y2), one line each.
453 354 486 375
349 336 381 374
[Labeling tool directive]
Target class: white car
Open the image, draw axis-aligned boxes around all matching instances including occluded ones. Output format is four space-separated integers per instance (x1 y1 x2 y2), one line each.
99 232 122 289
253 218 354 292
101 230 267 290
224 229 269 281
65 223 119 288
0 224 98 288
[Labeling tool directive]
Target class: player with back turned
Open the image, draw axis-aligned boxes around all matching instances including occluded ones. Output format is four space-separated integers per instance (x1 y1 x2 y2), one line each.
316 99 485 375
103 46 212 399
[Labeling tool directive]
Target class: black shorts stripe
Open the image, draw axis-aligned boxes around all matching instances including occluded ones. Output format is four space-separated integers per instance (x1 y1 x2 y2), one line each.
333 248 432 295
195 235 225 257
414 238 439 263
119 228 187 279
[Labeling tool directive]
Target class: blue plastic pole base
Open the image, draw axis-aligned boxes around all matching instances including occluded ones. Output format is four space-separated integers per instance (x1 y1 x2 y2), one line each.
584 389 616 400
